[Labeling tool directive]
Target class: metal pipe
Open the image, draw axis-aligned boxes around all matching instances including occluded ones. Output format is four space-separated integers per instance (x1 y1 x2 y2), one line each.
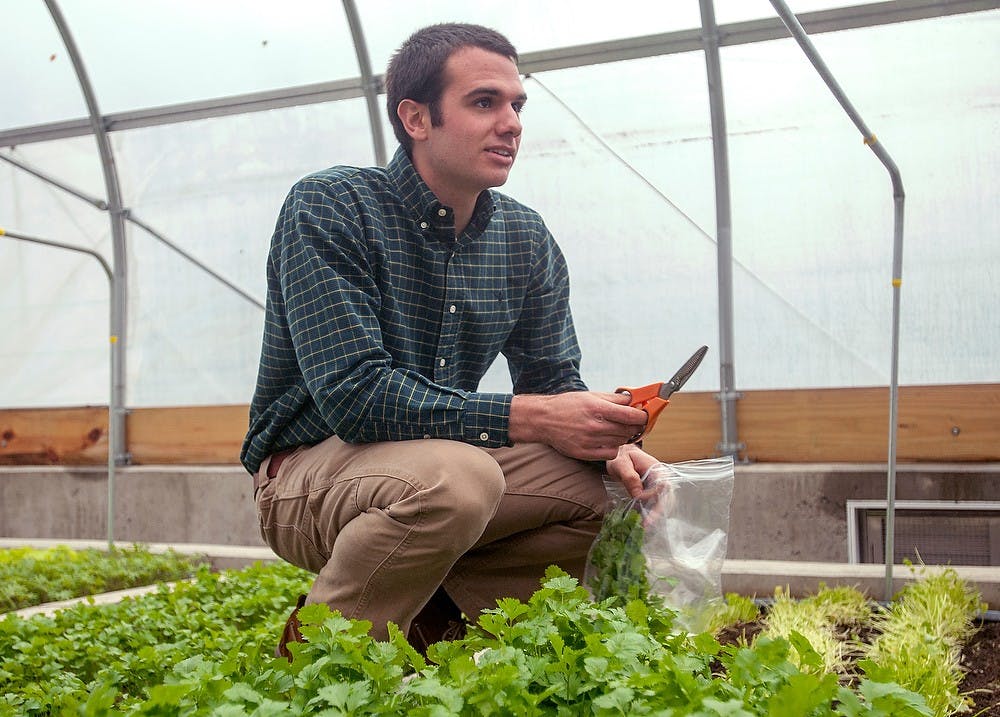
767 0 905 601
0 228 115 549
699 0 742 460
0 228 112 281
1 151 263 310
341 0 387 165
45 0 128 466
0 153 107 209
5 1 989 150
126 213 264 310
45 0 134 546
527 76 880 379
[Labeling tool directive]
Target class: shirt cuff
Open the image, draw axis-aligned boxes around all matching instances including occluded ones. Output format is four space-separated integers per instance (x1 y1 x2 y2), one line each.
462 392 512 447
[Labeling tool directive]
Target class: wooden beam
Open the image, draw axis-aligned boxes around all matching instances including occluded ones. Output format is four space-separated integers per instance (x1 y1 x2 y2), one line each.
897 384 1000 462
637 391 721 461
127 405 249 465
0 406 108 464
2 383 998 466
634 383 1000 463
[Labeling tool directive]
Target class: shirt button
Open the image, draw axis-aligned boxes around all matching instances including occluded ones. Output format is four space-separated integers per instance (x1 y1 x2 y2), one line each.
449 304 457 313
419 221 429 229
437 208 447 217
439 358 446 367
479 432 489 441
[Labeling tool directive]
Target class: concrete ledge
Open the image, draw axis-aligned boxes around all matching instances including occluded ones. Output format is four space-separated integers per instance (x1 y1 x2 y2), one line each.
10 582 187 619
2 463 997 562
0 465 262 546
726 462 1000 561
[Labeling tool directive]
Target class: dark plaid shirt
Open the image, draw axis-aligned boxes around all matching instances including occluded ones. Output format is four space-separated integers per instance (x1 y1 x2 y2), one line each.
241 148 586 474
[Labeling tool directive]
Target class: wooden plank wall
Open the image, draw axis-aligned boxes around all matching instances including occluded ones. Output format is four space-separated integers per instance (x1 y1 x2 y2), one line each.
1 383 997 466
642 383 1000 463
0 407 108 464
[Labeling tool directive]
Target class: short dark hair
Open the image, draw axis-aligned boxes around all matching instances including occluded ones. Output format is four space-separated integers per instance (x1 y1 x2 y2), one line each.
385 23 518 154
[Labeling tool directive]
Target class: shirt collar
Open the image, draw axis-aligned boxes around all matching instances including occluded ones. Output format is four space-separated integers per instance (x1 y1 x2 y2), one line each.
387 146 497 236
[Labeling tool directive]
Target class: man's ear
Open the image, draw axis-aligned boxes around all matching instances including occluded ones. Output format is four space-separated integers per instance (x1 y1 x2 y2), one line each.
397 99 430 142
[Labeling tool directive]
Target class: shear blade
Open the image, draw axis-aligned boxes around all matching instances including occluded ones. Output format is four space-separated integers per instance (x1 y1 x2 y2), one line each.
659 345 708 399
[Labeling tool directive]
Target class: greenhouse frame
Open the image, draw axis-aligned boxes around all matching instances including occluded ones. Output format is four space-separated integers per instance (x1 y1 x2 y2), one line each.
1 1 998 588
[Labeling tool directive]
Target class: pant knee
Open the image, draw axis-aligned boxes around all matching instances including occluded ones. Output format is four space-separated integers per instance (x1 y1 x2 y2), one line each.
423 442 505 544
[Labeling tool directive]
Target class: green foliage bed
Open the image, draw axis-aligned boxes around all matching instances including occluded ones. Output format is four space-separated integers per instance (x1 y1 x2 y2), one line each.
0 545 206 613
0 549 984 716
1 561 310 715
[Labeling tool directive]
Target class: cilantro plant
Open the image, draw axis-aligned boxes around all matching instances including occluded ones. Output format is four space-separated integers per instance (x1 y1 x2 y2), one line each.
0 556 980 716
0 561 312 715
585 501 650 603
0 544 206 612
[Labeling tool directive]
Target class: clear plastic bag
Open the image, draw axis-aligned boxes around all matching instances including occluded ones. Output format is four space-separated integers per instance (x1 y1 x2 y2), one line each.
585 456 735 630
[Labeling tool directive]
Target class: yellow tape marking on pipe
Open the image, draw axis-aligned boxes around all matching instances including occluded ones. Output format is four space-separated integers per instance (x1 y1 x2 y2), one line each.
892 279 902 287
864 134 878 145
110 335 118 344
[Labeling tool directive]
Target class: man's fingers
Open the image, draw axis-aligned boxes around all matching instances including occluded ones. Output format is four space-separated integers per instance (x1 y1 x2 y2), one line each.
591 414 647 439
594 393 648 425
572 449 617 462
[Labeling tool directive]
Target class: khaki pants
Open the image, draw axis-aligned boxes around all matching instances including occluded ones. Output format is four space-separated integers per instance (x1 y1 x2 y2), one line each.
255 436 607 640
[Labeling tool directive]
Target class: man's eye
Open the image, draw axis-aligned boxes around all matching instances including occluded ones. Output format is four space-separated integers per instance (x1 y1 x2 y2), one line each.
512 102 525 114
475 98 492 108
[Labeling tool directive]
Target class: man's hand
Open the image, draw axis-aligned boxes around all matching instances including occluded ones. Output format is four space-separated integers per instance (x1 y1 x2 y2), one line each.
508 391 648 461
607 444 675 528
605 442 660 498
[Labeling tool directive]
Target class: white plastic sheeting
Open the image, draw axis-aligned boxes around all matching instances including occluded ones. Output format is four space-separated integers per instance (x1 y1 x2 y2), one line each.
1 2 998 408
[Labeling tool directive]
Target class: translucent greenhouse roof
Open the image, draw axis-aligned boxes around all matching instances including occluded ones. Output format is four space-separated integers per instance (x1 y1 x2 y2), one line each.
4 0 921 130
1 1 998 415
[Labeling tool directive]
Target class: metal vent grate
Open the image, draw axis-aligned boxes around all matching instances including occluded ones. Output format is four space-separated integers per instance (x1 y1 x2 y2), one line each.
847 500 1000 565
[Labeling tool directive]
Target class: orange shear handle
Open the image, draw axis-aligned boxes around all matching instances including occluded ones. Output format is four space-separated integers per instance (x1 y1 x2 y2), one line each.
615 382 668 442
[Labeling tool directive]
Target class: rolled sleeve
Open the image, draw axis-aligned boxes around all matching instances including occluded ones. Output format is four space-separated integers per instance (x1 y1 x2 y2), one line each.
461 392 513 447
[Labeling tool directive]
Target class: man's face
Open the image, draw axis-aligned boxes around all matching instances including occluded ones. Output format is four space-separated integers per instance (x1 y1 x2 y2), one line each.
415 46 526 204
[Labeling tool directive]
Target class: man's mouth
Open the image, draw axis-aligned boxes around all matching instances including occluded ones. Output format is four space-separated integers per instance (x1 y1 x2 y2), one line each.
487 148 514 158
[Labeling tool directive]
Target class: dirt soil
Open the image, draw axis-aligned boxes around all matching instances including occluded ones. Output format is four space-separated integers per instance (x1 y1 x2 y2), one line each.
715 620 999 716
961 621 1000 716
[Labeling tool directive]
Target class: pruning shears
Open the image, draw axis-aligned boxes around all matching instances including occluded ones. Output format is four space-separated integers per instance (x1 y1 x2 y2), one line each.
616 345 708 442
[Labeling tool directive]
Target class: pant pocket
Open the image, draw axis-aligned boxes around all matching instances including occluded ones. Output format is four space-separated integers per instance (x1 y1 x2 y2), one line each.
257 493 277 550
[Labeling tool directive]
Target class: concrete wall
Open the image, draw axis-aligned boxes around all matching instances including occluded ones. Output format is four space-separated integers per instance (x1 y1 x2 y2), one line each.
2 463 998 562
729 463 1000 562
0 465 262 546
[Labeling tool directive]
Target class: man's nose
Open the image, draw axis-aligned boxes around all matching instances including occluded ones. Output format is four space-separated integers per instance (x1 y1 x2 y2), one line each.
498 106 522 136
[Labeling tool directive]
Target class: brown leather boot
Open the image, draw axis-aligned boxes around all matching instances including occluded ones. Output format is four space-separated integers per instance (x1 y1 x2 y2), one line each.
407 587 467 656
275 594 307 662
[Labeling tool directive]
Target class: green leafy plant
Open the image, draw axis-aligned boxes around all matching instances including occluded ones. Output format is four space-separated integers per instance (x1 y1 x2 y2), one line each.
859 567 984 717
760 584 871 676
0 560 312 715
703 592 760 636
0 557 981 716
585 501 650 603
0 544 206 612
